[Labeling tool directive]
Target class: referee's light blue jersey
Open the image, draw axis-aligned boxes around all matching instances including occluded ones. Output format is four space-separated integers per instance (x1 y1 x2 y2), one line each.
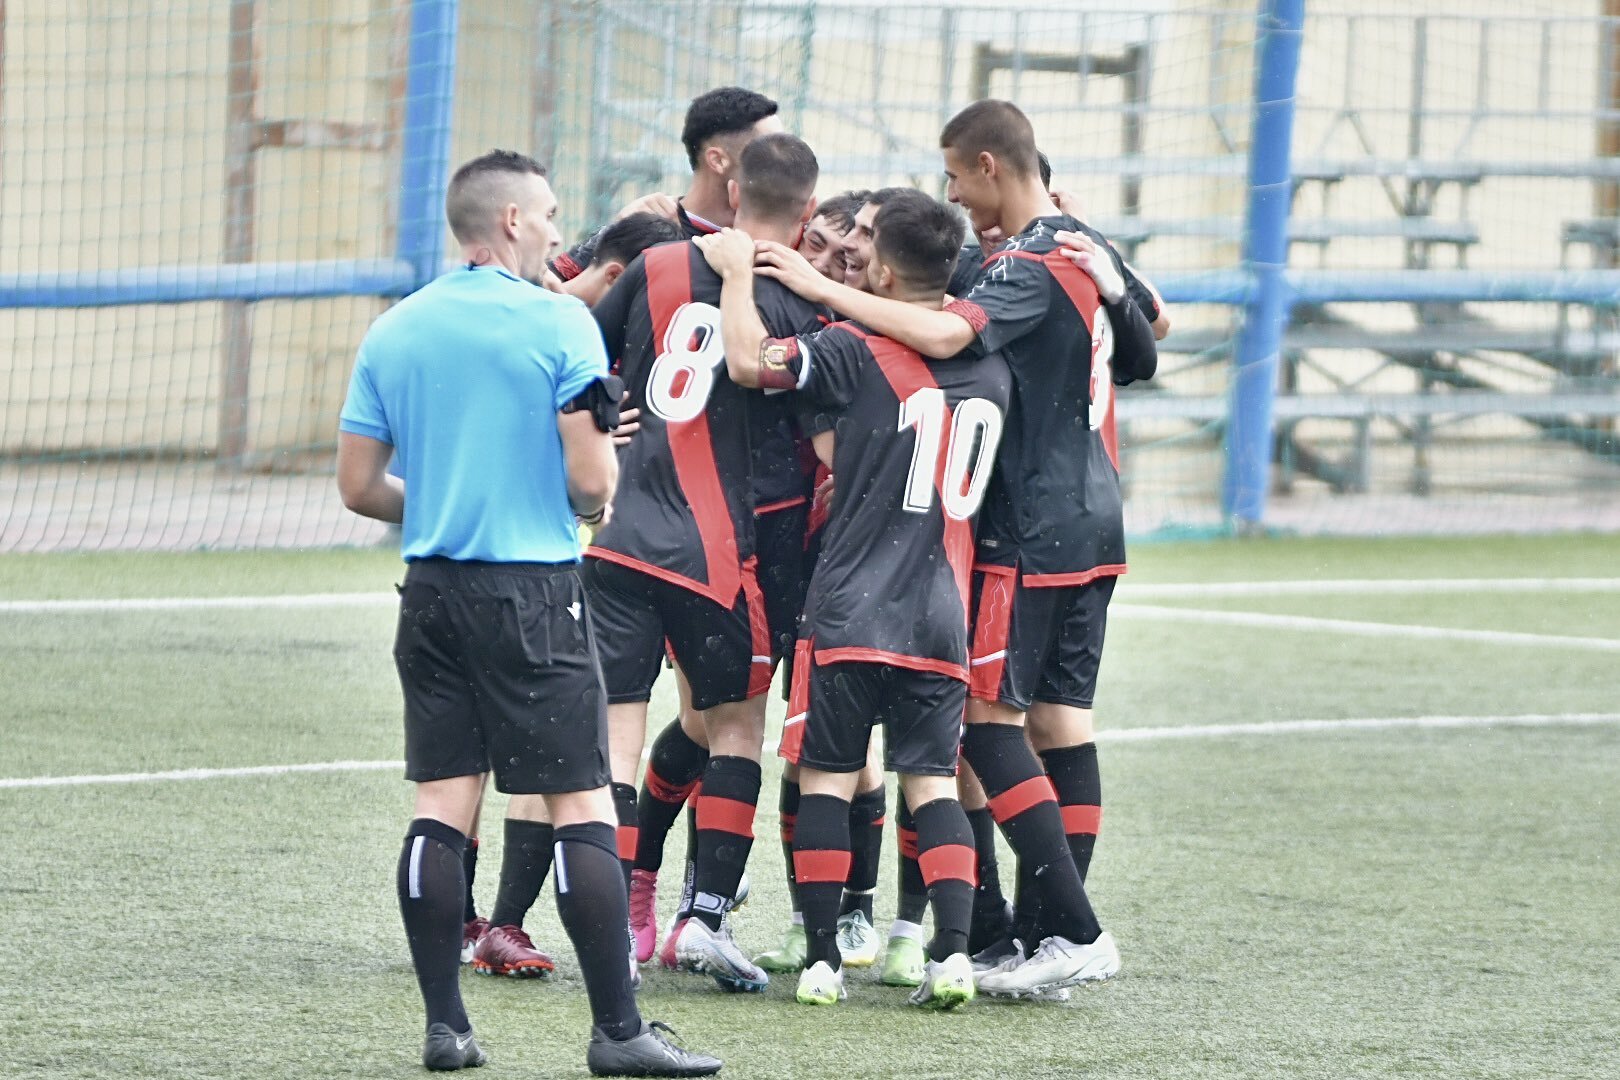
339 265 607 563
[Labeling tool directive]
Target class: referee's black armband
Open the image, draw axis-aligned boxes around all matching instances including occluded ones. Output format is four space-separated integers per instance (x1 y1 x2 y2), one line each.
561 375 626 432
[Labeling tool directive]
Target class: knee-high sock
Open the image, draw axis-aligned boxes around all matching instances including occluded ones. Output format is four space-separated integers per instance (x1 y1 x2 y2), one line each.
1041 742 1102 882
894 797 929 925
840 783 886 921
611 782 639 892
961 724 1101 946
461 836 480 923
487 818 555 930
966 807 1005 915
634 718 707 873
397 818 470 1032
779 777 802 914
689 756 762 930
912 798 976 962
553 822 642 1041
792 793 852 971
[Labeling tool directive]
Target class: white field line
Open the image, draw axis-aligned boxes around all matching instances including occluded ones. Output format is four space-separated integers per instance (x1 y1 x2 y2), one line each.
1114 603 1620 652
5 576 1620 614
4 712 1616 791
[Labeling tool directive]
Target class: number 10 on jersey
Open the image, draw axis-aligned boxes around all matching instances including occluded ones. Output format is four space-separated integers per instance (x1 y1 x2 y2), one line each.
898 389 1004 520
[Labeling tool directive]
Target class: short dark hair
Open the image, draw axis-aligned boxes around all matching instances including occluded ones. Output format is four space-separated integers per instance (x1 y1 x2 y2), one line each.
866 186 912 211
446 149 547 243
681 87 780 170
1037 150 1052 190
814 190 871 234
589 213 684 268
736 133 819 224
871 189 967 294
939 100 1039 179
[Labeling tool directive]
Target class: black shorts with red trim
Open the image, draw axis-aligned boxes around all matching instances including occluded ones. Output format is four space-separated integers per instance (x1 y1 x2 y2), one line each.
754 499 812 691
780 640 966 777
581 556 772 712
395 558 611 795
967 565 1119 711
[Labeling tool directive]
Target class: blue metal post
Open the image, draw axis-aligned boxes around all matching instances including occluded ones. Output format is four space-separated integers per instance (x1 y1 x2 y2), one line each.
398 0 460 289
1223 0 1305 527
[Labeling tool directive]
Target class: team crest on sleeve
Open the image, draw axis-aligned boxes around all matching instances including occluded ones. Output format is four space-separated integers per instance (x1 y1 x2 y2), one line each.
756 337 802 390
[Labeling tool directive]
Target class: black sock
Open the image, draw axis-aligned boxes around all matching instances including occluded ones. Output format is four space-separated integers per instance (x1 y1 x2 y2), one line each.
1012 858 1041 945
675 797 699 919
895 797 929 924
792 793 851 971
488 818 555 929
690 756 762 930
779 777 802 913
634 719 707 873
611 782 639 891
962 724 1101 945
462 837 480 923
912 798 975 963
397 818 470 1032
1042 742 1102 882
553 822 642 1042
839 783 885 921
966 807 1004 913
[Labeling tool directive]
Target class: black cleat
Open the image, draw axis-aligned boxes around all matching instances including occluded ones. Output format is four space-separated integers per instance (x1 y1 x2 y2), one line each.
587 1020 722 1077
422 1022 488 1071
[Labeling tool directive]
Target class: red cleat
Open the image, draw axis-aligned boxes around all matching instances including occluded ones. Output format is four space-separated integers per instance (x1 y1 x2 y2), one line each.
472 923 555 978
460 916 489 965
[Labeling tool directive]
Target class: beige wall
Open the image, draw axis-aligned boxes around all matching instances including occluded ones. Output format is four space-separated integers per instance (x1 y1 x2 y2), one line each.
0 0 1608 459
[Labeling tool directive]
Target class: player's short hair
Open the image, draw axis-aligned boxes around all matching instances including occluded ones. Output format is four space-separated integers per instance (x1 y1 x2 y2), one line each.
1037 150 1053 190
681 87 780 170
588 212 684 268
736 133 819 224
865 186 912 212
939 100 1040 179
814 190 871 234
871 189 966 295
445 149 547 244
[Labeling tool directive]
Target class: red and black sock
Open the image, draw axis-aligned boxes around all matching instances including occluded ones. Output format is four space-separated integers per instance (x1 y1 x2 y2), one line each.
966 807 1003 909
961 723 1101 946
461 836 480 923
912 798 976 962
895 797 929 924
611 782 639 893
552 822 642 1042
488 818 555 930
839 783 886 922
689 756 761 930
792 793 852 971
779 776 802 913
634 718 707 873
397 818 471 1032
1042 742 1102 882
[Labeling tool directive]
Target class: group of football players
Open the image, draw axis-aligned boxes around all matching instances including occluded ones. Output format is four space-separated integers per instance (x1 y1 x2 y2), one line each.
457 83 1164 1026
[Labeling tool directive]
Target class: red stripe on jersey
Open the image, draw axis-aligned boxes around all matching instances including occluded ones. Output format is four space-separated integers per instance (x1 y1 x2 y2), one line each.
754 496 808 516
616 824 639 860
1061 804 1103 836
695 794 755 838
814 646 967 683
1021 563 1127 589
586 546 743 604
793 848 852 884
968 566 1017 701
741 557 774 699
943 298 989 334
645 243 741 607
918 843 977 887
865 337 978 642
986 775 1057 824
1042 249 1122 466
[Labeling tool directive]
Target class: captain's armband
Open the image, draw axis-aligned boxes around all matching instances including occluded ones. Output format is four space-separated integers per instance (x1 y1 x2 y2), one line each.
561 374 626 432
757 337 805 391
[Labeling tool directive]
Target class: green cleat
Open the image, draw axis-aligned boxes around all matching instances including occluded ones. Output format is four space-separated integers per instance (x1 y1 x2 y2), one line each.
795 960 847 1006
753 922 808 973
908 953 976 1010
879 933 926 987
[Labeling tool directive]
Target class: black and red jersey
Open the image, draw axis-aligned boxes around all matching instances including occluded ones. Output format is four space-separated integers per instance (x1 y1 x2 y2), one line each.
781 322 1013 679
588 240 826 605
551 200 720 282
944 215 1157 587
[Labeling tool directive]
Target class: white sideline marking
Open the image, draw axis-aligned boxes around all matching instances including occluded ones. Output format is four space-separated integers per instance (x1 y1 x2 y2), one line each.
1114 603 1620 652
4 713 1616 791
0 593 394 614
1127 577 1620 599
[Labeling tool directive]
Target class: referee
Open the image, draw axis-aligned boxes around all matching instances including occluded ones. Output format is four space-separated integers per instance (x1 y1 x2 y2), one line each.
337 149 721 1077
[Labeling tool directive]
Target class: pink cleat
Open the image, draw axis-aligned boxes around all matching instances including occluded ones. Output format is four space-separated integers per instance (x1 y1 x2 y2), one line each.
629 869 660 965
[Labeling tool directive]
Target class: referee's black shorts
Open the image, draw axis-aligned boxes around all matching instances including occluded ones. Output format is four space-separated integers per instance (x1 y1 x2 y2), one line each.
393 557 610 795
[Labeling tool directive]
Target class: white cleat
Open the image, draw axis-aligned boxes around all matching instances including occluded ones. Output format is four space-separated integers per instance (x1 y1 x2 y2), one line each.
976 932 1120 999
907 953 976 1010
795 960 847 1006
836 911 882 968
672 917 770 993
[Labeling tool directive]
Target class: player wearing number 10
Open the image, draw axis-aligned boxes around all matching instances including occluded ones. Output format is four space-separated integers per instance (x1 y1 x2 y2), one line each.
583 133 826 992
